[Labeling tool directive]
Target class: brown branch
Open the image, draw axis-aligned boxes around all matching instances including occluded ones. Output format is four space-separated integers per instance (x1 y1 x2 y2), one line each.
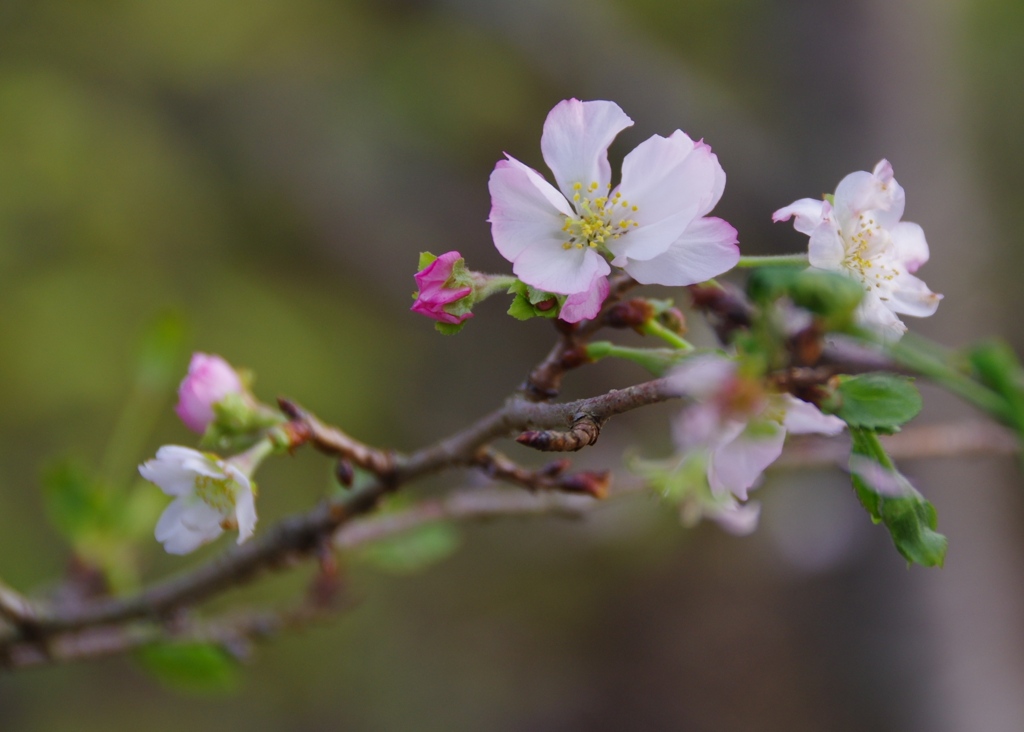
472 448 610 498
0 377 678 647
277 398 396 477
0 580 38 627
517 414 603 452
334 486 607 551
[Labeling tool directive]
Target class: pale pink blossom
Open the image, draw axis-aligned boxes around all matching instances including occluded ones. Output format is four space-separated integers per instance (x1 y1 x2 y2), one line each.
671 354 846 502
773 159 941 338
139 446 257 555
488 99 739 306
410 251 474 325
175 353 245 434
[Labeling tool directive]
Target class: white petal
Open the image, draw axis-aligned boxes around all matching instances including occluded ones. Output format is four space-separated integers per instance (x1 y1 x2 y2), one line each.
618 131 722 224
233 484 258 544
622 217 739 285
155 499 224 555
707 421 786 501
607 207 701 264
856 293 907 339
772 198 827 235
834 166 905 231
672 403 725 451
512 241 610 295
668 353 736 400
559 274 609 323
139 447 203 496
780 394 846 435
707 498 761 536
889 272 942 318
890 221 929 273
488 157 572 262
540 99 633 201
807 222 846 270
848 455 915 497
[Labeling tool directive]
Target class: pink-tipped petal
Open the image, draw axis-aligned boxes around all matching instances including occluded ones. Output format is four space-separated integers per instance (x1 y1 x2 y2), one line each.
834 166 906 230
617 131 716 224
622 217 739 286
488 157 572 263
559 274 609 323
512 241 610 296
889 272 942 318
540 99 633 201
890 221 930 273
772 198 827 235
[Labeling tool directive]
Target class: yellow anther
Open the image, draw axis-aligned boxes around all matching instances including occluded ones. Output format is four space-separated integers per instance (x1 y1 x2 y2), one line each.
573 182 582 190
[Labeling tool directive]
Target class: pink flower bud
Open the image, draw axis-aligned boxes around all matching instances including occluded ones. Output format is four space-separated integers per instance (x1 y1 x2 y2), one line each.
175 353 244 433
411 251 474 325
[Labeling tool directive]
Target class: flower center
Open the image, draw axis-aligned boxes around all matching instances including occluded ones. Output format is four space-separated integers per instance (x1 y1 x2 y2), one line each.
842 213 900 296
561 181 640 251
194 473 237 513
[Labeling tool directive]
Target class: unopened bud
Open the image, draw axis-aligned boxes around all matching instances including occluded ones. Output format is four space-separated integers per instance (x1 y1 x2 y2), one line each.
606 298 655 329
559 471 611 499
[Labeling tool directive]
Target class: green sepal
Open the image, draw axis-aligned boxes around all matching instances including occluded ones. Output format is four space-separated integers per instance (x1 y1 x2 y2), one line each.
417 251 439 270
506 280 561 320
136 642 240 694
200 393 284 452
848 428 947 567
822 373 922 433
434 321 466 336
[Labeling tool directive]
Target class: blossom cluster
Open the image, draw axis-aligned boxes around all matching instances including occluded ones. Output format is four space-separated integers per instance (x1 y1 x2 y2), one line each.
137 98 947 555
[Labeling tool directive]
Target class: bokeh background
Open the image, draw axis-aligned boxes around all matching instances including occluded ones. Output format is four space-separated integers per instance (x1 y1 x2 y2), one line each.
1 0 1023 729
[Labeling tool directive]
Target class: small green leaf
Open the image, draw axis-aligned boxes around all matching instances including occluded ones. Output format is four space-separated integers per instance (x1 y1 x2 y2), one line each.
967 339 1024 434
355 522 460 575
137 642 240 694
135 311 188 390
848 428 946 567
43 459 113 540
826 373 922 432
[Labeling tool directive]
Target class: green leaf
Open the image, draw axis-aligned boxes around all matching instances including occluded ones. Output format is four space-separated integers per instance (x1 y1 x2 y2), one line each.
355 521 460 575
137 642 240 694
967 339 1024 434
135 311 188 390
826 373 922 432
43 459 113 541
848 428 947 567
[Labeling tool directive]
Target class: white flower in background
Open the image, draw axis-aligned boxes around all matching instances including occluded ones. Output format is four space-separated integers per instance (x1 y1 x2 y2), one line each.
773 159 941 339
488 99 739 305
671 354 846 502
139 446 257 555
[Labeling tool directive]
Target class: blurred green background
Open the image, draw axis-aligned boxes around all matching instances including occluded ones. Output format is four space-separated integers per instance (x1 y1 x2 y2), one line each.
1 0 1023 730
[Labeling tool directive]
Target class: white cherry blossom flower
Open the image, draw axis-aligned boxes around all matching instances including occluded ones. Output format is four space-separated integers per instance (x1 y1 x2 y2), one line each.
488 99 739 303
139 446 257 555
773 159 941 339
671 354 846 502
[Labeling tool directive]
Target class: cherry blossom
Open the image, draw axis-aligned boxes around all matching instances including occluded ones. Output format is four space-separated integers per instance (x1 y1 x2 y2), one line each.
488 99 739 306
139 446 257 555
671 354 845 502
773 159 941 338
175 353 245 434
